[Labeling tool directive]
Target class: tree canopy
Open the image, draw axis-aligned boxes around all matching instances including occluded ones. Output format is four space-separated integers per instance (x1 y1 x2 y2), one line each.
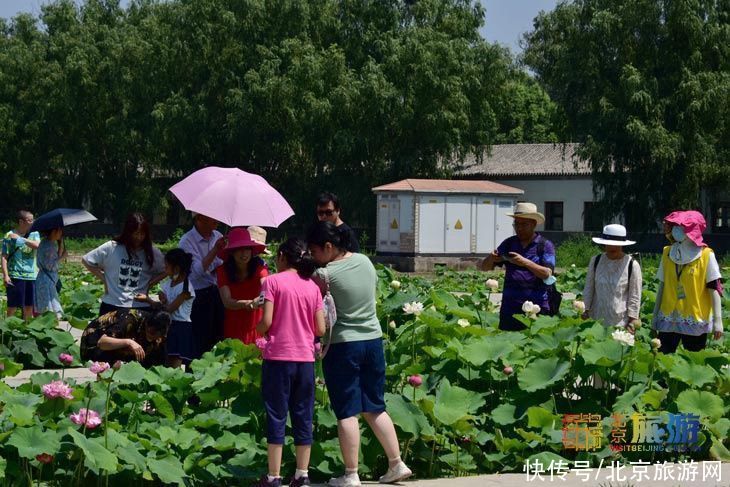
523 0 730 231
0 0 557 229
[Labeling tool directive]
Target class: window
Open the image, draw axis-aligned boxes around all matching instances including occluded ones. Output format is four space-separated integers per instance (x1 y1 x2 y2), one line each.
544 202 564 231
583 202 602 232
713 203 730 233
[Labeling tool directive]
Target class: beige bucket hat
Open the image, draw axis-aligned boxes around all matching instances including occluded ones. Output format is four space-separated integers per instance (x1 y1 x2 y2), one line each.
506 202 545 225
247 226 272 255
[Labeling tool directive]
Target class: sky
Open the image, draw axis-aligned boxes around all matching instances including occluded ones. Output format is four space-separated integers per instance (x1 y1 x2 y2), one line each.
0 0 560 53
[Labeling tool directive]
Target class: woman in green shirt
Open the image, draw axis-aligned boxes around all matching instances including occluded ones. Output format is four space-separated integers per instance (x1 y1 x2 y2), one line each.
308 222 411 487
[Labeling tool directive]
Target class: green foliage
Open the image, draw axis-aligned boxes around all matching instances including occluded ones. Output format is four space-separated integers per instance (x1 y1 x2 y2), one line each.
0 0 556 230
0 313 79 369
556 234 597 269
0 263 726 484
524 0 730 230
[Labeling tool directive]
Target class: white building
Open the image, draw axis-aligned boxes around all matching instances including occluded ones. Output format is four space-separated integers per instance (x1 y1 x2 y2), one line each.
372 179 523 255
458 143 600 233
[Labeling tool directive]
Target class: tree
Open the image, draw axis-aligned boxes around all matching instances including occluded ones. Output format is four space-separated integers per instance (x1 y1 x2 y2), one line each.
523 0 730 231
0 0 558 231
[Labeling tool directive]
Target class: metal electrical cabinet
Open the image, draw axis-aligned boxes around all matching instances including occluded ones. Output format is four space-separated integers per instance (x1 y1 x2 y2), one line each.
372 179 523 255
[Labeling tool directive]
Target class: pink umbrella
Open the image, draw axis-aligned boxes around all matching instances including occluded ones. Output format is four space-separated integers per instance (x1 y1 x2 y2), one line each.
169 166 294 227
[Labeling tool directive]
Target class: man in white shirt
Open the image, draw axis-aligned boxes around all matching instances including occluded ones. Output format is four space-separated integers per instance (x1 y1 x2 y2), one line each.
179 213 226 359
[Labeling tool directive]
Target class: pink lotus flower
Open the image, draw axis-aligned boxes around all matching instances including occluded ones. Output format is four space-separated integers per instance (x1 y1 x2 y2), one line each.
0 363 5 371
255 338 268 350
89 362 110 375
314 342 322 355
36 453 54 464
407 375 423 387
113 360 123 370
503 366 514 376
42 380 74 400
58 353 74 366
70 408 102 429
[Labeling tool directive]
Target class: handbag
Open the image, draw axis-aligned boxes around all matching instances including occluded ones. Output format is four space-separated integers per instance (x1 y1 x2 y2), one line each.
318 268 337 359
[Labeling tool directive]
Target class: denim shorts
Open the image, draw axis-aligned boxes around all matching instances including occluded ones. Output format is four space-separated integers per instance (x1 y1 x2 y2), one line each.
6 278 35 308
322 338 386 420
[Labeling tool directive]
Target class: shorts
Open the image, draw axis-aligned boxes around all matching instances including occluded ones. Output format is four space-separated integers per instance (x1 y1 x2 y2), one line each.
322 338 386 420
6 278 35 308
262 360 315 445
166 320 193 363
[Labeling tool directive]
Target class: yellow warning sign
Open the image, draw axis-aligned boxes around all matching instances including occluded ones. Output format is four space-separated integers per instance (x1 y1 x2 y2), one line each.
390 219 399 229
454 219 463 230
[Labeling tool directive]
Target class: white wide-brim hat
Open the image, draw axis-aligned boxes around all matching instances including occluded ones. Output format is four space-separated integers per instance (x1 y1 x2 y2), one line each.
506 202 545 225
592 224 636 246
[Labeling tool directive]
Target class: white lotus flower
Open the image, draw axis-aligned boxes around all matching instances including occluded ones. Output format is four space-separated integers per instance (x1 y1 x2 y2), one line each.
457 319 470 328
573 300 586 313
402 301 424 316
651 338 661 350
612 328 635 347
521 301 540 318
388 320 396 329
390 280 401 290
571 264 576 268
485 279 499 291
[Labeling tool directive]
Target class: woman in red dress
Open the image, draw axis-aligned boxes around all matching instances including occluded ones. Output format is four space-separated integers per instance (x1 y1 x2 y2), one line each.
216 228 268 344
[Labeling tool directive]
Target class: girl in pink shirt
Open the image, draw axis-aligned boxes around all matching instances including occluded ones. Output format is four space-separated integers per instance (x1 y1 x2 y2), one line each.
255 238 325 487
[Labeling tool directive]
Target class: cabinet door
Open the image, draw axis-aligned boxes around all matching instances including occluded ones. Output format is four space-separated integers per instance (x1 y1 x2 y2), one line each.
418 196 445 253
445 197 472 253
476 198 496 252
495 199 515 245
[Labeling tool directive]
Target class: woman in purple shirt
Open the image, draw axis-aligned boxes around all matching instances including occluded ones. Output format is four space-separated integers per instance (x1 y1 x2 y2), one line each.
481 203 556 331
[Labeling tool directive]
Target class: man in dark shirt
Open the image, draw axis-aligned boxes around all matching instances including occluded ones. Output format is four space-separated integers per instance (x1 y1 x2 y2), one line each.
316 192 360 252
481 202 556 331
80 309 171 367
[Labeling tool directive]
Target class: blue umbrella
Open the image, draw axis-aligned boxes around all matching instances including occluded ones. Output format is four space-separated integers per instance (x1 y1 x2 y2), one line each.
30 208 97 233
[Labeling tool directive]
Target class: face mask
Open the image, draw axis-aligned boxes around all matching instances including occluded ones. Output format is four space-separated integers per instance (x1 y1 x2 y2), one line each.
671 226 687 243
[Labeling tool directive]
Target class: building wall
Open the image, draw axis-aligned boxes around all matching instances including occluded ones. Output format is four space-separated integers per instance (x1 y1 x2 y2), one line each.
497 177 594 232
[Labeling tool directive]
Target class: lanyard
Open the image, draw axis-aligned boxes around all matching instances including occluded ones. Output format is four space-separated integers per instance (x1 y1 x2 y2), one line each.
675 263 685 282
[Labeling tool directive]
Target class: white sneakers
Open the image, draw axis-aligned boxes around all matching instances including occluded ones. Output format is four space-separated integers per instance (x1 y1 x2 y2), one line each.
378 461 413 484
328 473 361 487
328 461 413 486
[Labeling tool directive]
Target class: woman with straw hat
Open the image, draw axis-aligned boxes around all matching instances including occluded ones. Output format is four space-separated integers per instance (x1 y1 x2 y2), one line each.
582 224 642 331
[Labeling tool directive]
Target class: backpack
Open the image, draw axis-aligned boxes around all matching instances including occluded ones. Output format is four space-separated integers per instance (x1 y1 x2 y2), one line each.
536 238 561 316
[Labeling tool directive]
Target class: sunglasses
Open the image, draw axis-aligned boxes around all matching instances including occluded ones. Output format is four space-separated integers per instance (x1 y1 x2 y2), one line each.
317 209 335 217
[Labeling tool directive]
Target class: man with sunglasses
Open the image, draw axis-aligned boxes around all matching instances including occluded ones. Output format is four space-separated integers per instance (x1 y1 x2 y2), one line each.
315 192 360 253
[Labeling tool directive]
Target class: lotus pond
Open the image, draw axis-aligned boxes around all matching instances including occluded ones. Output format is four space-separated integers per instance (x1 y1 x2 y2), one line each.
0 263 727 485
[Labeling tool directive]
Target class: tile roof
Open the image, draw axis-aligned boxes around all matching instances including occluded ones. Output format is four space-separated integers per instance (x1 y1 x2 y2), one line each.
458 143 591 177
372 179 524 194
